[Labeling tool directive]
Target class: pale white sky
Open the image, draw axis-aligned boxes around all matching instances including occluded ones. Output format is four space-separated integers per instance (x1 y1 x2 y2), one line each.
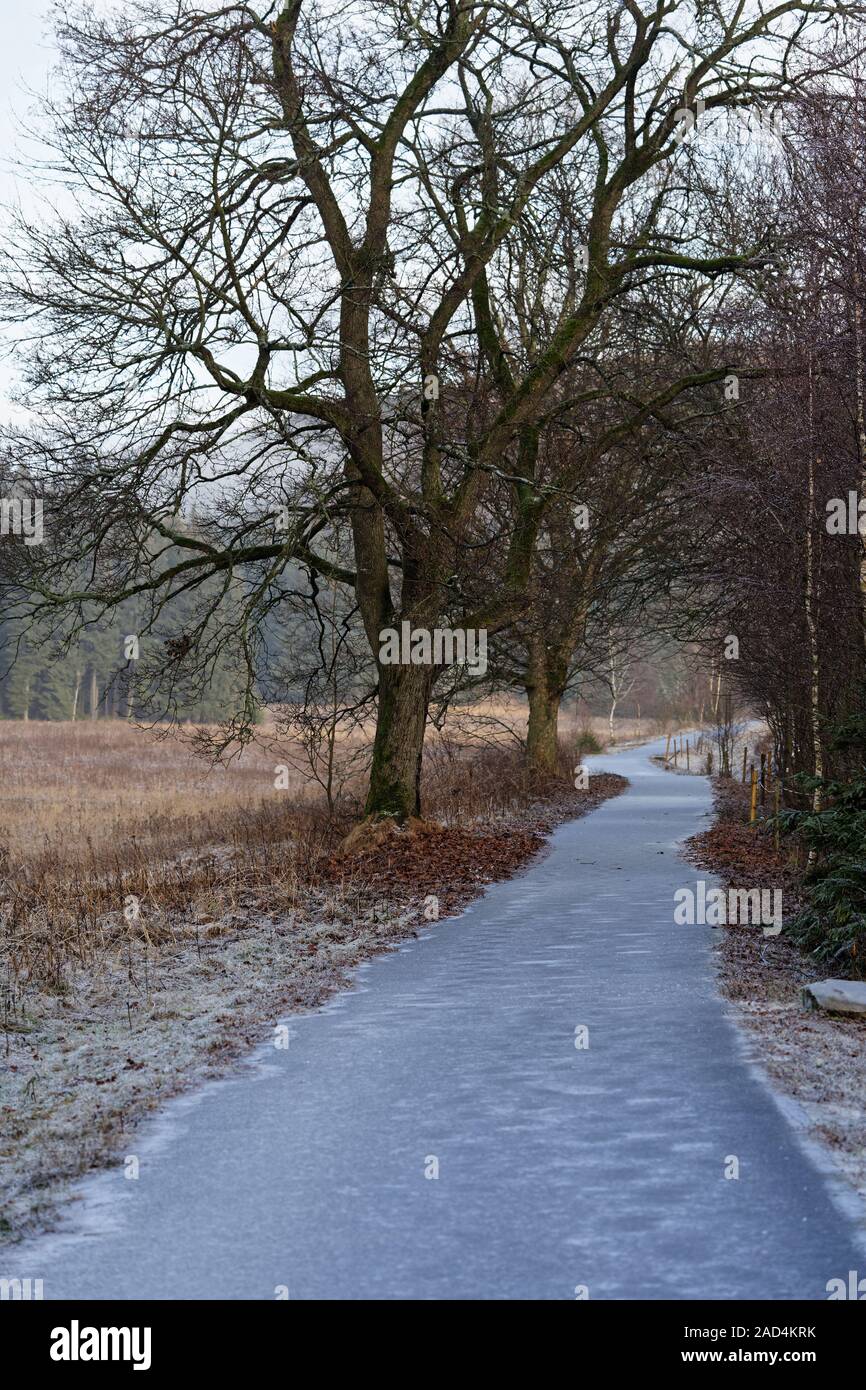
0 1 53 175
0 0 54 413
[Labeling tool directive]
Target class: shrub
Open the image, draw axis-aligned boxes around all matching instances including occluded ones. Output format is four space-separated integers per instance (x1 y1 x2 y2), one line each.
775 714 866 972
575 728 603 756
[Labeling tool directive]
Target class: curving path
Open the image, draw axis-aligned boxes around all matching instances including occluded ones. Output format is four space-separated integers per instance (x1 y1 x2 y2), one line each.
9 738 865 1299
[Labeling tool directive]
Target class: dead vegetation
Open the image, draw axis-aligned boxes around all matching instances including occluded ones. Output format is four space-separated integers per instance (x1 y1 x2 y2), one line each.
686 776 866 1213
0 716 625 1242
0 710 655 995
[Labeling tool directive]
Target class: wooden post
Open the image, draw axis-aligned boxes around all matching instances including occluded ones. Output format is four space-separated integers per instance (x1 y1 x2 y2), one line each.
760 752 767 805
749 766 758 825
774 783 781 851
665 733 671 762
742 746 748 783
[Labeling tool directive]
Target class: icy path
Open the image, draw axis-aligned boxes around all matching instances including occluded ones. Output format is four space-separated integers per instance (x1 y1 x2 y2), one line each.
11 739 864 1299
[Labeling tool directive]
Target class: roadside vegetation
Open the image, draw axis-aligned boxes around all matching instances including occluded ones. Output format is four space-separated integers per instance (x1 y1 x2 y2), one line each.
2 0 866 1242
0 711 630 1240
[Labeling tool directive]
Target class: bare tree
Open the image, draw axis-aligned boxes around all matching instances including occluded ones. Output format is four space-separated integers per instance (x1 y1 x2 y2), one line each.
0 0 858 823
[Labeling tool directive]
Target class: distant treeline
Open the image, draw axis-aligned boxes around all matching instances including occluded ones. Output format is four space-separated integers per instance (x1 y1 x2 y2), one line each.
0 573 251 724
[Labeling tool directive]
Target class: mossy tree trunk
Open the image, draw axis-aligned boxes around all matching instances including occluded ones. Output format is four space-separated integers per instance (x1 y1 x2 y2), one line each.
523 596 591 774
364 661 434 820
525 650 567 774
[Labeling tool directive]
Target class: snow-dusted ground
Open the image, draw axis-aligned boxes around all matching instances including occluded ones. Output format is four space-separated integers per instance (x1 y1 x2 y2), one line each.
0 881 421 1242
5 739 864 1299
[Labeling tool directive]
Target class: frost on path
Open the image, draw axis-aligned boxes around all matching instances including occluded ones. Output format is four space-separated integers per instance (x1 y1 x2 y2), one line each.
7 740 864 1300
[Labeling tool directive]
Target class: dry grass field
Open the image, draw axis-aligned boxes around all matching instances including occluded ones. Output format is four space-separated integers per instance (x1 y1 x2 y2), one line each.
0 707 640 1238
0 705 660 964
0 704 682 1005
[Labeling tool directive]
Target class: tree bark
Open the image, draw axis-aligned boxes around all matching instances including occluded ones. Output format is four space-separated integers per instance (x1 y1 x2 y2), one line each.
525 638 568 773
364 662 434 820
526 681 563 772
522 578 595 774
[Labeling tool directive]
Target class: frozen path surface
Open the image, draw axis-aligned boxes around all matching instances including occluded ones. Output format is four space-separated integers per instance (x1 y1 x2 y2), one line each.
13 739 865 1300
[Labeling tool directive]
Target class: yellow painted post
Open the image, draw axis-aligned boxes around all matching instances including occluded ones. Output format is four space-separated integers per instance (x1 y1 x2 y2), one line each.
750 766 758 825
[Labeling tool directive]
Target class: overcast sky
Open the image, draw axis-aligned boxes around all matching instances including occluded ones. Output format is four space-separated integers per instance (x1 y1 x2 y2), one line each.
0 0 54 414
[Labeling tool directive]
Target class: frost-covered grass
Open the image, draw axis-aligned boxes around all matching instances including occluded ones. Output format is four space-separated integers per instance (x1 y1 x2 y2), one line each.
0 883 421 1241
0 713 642 995
0 716 624 1240
687 776 866 1217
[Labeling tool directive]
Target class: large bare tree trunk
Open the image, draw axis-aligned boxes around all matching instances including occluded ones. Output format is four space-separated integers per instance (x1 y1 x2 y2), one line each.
525 634 570 773
523 584 594 773
364 662 434 820
526 678 563 773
